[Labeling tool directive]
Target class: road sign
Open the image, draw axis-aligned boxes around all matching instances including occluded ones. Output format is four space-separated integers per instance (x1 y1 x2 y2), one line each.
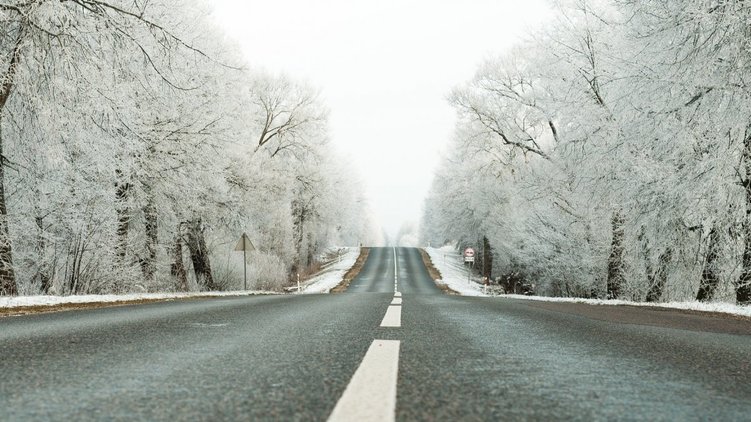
235 233 256 252
464 248 475 257
235 233 256 290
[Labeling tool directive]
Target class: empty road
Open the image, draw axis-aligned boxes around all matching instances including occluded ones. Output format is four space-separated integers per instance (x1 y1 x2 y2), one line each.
1 247 749 420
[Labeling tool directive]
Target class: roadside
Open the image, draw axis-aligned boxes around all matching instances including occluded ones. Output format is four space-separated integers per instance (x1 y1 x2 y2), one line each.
418 249 458 295
301 247 366 294
0 290 275 318
0 246 367 317
502 294 751 321
423 246 487 296
330 248 369 293
423 245 750 321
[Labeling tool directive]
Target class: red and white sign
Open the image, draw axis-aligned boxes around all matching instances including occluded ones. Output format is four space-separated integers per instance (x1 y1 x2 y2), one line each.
464 248 475 257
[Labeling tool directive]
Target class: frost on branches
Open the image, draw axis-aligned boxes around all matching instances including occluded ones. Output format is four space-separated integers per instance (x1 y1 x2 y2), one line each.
0 0 377 295
422 0 751 305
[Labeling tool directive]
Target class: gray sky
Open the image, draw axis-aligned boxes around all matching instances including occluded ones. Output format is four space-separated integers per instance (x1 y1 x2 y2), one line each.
209 0 552 239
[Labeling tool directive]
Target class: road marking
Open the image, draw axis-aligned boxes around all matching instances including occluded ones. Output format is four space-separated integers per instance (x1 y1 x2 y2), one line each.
394 292 401 297
380 305 401 327
393 247 398 291
327 339 400 422
391 297 402 305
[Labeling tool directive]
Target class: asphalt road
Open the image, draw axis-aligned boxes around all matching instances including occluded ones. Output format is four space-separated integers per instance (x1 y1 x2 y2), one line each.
1 246 750 421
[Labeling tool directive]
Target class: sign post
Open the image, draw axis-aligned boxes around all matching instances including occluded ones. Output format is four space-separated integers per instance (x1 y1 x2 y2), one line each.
235 233 256 290
464 247 475 284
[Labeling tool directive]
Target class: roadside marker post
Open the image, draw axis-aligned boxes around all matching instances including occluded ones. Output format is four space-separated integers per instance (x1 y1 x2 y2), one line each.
235 233 256 290
464 248 475 285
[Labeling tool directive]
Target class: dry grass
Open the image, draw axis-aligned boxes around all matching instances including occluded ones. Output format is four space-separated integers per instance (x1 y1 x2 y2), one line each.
0 298 179 318
331 247 370 293
418 248 460 295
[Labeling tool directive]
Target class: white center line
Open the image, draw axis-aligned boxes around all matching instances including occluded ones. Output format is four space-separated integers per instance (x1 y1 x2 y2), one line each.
394 292 401 297
327 340 401 422
380 305 402 327
393 247 398 292
391 297 402 305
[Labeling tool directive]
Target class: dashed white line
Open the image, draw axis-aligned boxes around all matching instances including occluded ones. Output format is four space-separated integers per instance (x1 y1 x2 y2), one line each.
394 292 401 297
393 247 398 292
380 305 402 327
391 297 402 305
327 340 401 422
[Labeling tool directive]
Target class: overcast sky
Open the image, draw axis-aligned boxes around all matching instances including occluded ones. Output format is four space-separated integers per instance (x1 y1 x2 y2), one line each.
209 0 553 240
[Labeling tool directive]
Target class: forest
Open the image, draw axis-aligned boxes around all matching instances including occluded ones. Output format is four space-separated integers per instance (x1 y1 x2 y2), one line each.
421 0 751 305
0 0 378 295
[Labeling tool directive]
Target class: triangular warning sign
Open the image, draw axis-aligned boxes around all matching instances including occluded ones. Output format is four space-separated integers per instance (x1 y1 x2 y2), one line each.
235 233 256 252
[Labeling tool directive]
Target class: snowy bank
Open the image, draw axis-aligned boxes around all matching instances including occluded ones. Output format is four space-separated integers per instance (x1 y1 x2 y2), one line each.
0 290 276 310
425 246 487 297
500 294 751 319
302 247 360 294
424 246 750 318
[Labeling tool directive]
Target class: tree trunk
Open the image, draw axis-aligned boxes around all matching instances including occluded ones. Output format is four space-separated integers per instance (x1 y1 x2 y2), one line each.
291 196 305 271
35 215 52 294
697 227 720 302
305 232 315 268
0 122 16 295
646 248 671 303
114 169 130 262
141 185 157 281
739 226 751 305
606 211 625 299
0 25 24 296
184 219 216 290
736 124 751 305
170 224 188 292
482 236 493 279
0 22 26 296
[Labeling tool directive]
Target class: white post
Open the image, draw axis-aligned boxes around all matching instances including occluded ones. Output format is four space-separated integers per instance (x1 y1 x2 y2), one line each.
297 273 301 294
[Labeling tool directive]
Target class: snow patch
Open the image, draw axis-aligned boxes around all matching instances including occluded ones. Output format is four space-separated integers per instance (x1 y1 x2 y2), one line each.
500 294 751 318
0 290 276 310
425 246 750 318
302 247 360 294
425 246 487 297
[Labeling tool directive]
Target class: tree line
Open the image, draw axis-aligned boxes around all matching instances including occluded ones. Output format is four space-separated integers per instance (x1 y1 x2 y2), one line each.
421 0 751 305
0 0 377 295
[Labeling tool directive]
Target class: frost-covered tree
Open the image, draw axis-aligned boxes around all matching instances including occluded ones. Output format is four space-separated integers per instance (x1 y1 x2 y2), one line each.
0 1 376 295
424 0 751 304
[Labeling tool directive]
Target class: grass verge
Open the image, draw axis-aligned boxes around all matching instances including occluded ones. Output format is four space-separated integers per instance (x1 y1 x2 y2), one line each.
0 291 276 318
331 247 370 293
418 248 460 295
0 298 180 318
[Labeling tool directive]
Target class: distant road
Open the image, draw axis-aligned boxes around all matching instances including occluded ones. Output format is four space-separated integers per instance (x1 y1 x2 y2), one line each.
1 247 749 420
346 247 439 294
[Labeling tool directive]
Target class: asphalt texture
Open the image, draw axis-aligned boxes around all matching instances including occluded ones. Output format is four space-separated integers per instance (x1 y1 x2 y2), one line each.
1 246 750 421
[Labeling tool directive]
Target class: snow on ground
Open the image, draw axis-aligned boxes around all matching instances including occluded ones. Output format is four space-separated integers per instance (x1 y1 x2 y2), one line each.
500 294 751 318
302 247 360 294
425 245 750 318
0 290 276 310
425 246 487 297
0 247 358 311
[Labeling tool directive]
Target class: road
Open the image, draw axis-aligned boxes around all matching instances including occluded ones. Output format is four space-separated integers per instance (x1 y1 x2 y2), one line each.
1 246 749 421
